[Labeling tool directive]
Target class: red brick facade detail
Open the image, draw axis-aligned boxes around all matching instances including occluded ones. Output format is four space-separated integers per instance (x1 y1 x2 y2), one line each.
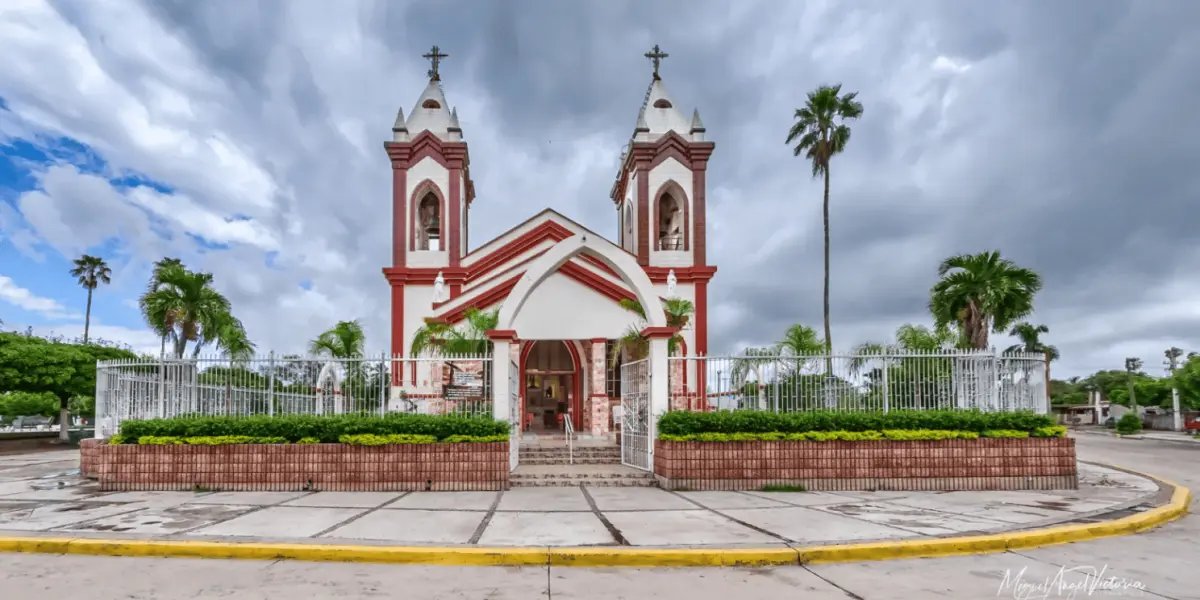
92 443 509 492
653 438 1078 492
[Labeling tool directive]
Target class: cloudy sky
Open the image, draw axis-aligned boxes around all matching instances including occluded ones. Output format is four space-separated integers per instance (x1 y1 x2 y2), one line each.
1 0 1197 377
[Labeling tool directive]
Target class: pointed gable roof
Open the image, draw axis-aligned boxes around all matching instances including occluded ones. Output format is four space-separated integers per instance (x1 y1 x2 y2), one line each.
638 78 692 138
404 80 456 140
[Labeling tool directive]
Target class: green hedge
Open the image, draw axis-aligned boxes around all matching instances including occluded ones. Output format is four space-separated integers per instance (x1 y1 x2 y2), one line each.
115 433 506 446
115 414 508 444
659 427 1066 443
656 410 1056 437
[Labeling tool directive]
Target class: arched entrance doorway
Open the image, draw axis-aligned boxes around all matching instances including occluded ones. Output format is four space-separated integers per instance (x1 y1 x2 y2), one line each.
519 340 582 434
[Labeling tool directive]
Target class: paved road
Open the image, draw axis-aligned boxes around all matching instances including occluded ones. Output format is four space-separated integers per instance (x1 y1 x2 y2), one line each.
2 435 1197 599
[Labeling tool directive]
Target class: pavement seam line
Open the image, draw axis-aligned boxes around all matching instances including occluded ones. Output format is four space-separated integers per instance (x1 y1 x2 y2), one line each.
664 488 794 544
578 486 629 546
466 490 504 545
0 465 1188 568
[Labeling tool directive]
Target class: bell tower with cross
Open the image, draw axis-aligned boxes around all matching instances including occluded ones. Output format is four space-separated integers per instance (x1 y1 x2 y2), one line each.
610 44 718 360
382 45 476 365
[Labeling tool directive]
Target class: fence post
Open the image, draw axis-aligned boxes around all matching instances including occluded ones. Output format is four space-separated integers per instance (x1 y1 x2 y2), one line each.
1043 349 1052 415
267 351 276 417
380 352 388 417
881 352 890 414
156 356 165 419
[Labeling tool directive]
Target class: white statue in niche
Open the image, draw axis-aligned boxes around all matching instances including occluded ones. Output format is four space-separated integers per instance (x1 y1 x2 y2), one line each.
666 269 677 297
432 271 445 303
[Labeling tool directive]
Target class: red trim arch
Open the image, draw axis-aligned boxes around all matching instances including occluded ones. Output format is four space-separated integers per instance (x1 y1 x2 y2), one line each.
409 179 447 252
651 180 690 252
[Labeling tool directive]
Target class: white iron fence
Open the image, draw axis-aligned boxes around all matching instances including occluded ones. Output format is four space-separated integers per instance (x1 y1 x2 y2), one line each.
94 353 493 438
667 350 1049 414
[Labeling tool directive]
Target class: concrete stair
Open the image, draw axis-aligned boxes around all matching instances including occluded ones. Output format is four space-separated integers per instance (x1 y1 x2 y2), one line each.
508 464 657 488
518 445 621 466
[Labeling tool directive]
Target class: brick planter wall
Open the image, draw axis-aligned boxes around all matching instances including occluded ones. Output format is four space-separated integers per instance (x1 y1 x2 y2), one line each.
79 438 102 479
93 442 509 492
654 438 1077 491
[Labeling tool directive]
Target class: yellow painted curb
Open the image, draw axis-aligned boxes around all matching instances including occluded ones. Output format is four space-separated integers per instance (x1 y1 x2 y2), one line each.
0 473 1189 568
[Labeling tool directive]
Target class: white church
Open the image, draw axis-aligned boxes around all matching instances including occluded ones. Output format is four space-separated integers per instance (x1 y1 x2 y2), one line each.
381 46 717 438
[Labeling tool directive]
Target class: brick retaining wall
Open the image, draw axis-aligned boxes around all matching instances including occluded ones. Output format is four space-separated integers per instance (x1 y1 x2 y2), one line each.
80 438 101 479
92 442 509 492
653 438 1077 491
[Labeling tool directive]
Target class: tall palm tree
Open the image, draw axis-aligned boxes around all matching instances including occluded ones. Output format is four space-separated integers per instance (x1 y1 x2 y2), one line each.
928 251 1043 349
310 320 366 358
69 255 112 344
1005 322 1058 359
145 257 183 357
851 323 957 373
138 264 250 358
410 308 499 356
785 84 864 357
609 297 694 365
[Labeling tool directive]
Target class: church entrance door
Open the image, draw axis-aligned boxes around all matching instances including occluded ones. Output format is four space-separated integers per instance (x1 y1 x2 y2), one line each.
520 341 582 435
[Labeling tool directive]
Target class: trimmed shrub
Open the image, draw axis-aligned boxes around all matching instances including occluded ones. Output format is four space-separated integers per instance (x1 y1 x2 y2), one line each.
115 413 508 444
338 434 438 445
980 430 1030 439
657 409 1054 437
442 434 509 443
1032 426 1068 438
296 437 321 444
1116 413 1142 435
136 436 289 445
658 429 982 443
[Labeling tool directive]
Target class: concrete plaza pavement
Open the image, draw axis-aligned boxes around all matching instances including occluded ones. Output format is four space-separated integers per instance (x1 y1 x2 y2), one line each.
1 435 1196 599
0 451 1162 548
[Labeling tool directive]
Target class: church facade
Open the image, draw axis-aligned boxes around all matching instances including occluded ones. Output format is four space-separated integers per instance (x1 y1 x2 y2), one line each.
381 48 716 437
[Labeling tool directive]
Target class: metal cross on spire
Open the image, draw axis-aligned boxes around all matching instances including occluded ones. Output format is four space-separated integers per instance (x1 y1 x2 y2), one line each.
423 45 449 81
644 44 669 79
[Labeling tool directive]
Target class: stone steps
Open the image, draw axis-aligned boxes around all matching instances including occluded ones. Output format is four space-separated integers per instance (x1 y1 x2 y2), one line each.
520 456 621 466
518 447 622 466
508 464 656 488
508 477 657 488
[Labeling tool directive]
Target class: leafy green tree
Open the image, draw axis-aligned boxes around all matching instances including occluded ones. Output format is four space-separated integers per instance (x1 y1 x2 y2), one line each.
69 254 112 344
928 251 1043 349
609 298 694 365
138 262 253 358
1171 353 1200 409
785 84 864 356
0 332 133 440
310 320 366 358
0 391 58 419
410 308 500 357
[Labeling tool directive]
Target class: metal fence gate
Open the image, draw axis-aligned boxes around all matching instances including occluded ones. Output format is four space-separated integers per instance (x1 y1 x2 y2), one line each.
509 359 520 471
620 358 651 471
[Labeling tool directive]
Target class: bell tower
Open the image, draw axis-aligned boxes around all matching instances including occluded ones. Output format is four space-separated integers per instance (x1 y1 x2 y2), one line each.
382 46 475 360
609 44 717 358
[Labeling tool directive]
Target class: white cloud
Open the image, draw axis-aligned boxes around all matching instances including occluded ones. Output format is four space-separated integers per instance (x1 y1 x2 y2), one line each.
0 274 79 319
0 0 1195 379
